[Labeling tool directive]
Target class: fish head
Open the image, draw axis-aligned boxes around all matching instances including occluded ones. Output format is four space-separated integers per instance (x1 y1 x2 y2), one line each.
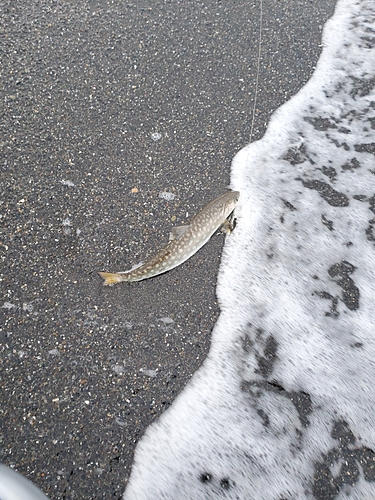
218 191 240 217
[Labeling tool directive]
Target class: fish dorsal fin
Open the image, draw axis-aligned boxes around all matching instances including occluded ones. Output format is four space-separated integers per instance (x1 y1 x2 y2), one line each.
169 225 189 241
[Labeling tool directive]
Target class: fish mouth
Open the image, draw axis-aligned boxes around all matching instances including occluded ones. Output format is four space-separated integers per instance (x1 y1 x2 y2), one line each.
233 191 240 202
225 191 240 210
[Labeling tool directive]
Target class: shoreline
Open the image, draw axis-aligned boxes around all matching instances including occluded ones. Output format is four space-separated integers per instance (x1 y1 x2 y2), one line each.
1 1 337 497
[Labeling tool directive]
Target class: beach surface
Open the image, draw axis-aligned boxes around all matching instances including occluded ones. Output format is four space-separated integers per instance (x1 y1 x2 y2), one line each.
1 1 337 498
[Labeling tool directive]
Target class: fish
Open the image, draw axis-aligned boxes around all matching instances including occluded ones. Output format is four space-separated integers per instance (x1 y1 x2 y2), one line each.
98 190 240 285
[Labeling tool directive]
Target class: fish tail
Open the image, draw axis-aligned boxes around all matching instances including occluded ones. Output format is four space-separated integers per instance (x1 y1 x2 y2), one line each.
98 272 125 286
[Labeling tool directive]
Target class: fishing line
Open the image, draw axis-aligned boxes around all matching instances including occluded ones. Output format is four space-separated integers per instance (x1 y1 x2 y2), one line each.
249 0 263 143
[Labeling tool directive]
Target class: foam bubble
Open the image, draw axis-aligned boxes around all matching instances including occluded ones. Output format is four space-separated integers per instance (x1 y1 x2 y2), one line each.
159 191 176 201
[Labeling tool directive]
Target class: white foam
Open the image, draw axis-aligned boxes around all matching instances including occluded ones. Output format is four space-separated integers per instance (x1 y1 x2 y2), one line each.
124 1 375 498
159 191 176 201
60 179 75 187
2 302 17 309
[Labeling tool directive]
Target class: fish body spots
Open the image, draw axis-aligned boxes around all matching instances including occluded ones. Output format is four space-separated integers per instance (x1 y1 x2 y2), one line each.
100 191 239 284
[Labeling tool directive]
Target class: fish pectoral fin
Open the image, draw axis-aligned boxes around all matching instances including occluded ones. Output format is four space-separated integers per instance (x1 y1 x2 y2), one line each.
169 225 189 241
220 215 236 235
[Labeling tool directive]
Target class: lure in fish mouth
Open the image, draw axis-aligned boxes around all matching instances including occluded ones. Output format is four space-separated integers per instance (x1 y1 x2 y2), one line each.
98 190 240 285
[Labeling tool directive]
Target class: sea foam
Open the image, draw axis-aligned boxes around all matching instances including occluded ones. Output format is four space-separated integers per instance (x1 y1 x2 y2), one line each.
124 0 375 498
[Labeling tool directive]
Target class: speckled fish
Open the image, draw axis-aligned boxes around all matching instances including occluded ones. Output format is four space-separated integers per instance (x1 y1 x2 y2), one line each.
98 191 239 285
